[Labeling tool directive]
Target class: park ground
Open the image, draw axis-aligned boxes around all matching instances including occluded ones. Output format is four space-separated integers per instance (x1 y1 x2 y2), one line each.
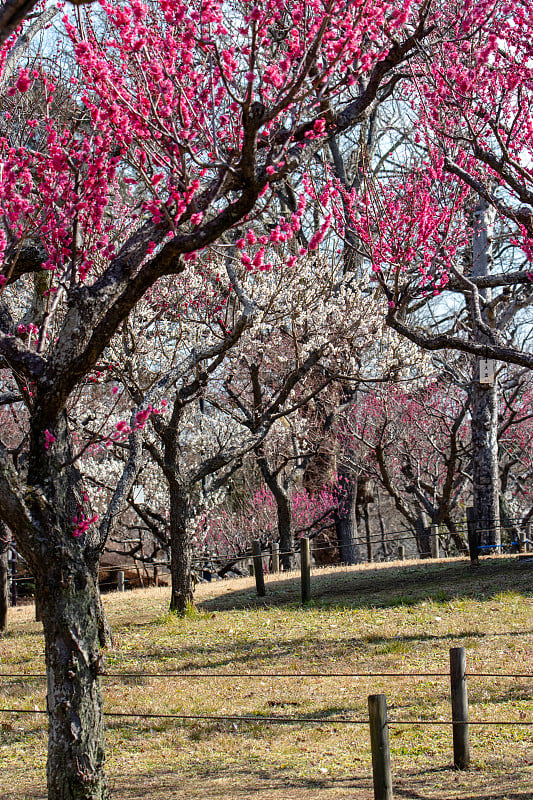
0 556 532 800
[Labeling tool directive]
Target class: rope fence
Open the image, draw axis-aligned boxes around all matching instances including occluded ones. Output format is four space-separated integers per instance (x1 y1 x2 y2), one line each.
1 708 532 726
1 670 531 679
1 647 531 800
6 513 532 597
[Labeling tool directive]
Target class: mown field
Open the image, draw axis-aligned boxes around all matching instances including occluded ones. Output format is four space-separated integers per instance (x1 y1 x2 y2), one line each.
1 556 532 800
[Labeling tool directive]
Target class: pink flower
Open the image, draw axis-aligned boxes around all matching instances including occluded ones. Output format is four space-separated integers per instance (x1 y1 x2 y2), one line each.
15 69 31 93
44 430 56 449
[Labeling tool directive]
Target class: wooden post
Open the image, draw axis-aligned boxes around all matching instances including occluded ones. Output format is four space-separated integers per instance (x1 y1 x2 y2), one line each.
450 647 470 769
153 565 159 587
525 524 531 553
117 570 125 592
518 529 526 554
249 560 254 577
300 537 311 604
398 545 405 561
430 524 440 559
272 542 279 574
368 694 393 800
466 508 479 566
252 540 266 597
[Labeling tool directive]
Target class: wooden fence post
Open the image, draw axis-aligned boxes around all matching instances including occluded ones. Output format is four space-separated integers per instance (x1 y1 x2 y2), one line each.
272 542 280 574
450 647 470 769
368 694 393 800
300 537 311 604
252 540 266 597
398 545 405 561
466 508 479 566
430 524 440 559
117 570 125 592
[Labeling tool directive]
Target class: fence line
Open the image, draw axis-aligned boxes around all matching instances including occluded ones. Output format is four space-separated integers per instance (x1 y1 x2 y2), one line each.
1 670 531 680
1 707 531 727
2 645 531 798
7 520 531 588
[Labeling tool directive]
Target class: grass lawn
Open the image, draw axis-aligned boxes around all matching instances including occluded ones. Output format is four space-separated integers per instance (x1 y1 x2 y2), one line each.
1 555 532 799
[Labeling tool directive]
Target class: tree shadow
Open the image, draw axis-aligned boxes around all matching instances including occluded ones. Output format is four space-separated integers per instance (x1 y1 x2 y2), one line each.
195 558 533 614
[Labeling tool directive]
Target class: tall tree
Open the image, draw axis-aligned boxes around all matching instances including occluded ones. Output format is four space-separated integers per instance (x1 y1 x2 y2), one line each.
0 2 435 795
0 520 9 632
470 198 500 549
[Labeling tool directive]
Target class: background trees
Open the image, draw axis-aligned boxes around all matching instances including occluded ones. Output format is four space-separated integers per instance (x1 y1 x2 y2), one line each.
3 1 533 797
0 2 436 796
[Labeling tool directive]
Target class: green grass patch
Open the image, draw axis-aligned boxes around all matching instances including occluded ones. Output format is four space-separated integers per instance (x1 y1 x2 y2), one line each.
0 556 532 799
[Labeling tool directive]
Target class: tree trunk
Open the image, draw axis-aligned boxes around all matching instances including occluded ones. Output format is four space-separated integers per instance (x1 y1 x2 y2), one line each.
16 409 109 798
499 495 519 548
168 481 194 614
414 512 431 558
274 488 294 571
444 517 469 555
334 473 360 565
255 447 295 570
471 377 500 549
363 504 373 562
0 522 8 632
37 561 108 799
471 197 500 550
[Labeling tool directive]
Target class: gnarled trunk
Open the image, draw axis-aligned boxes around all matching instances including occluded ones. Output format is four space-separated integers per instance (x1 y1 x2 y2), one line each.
38 562 108 800
14 409 110 799
168 481 194 614
0 522 8 632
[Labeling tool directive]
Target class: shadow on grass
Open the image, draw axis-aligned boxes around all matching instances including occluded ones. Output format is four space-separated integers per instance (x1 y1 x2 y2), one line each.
105 623 532 675
106 760 533 800
195 558 533 615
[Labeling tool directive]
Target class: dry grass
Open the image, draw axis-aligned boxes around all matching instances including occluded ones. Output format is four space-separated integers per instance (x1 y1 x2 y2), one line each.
1 555 532 800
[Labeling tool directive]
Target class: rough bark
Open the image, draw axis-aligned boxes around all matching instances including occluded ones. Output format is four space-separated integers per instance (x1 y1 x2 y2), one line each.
471 377 500 549
38 563 107 800
168 481 194 614
471 197 500 549
5 411 110 799
0 521 8 632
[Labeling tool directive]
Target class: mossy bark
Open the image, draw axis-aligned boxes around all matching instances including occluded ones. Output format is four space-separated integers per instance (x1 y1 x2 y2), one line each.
21 409 109 799
38 564 108 799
